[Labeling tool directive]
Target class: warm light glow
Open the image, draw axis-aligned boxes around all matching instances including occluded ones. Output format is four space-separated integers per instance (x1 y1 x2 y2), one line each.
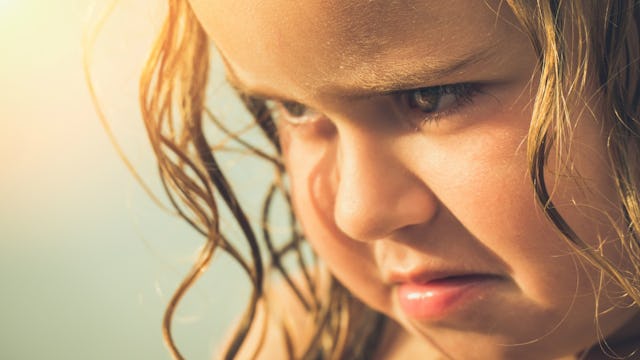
1 1 247 359
0 0 20 19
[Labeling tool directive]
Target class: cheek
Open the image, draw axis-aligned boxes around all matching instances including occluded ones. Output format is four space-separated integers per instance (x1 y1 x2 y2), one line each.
418 107 600 303
279 120 341 239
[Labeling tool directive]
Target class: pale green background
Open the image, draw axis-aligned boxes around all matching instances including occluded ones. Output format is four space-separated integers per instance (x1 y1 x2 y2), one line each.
0 1 273 358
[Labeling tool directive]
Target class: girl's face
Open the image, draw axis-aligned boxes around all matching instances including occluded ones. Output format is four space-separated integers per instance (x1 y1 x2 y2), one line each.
190 0 639 358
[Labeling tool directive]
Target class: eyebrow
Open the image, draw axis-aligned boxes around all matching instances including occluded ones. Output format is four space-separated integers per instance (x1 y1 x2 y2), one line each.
223 44 497 102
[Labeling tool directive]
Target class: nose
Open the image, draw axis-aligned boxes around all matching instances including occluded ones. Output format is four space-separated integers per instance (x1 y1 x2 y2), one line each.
332 124 439 242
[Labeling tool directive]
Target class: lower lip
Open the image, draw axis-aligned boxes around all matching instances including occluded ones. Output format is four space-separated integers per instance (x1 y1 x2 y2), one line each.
397 275 500 320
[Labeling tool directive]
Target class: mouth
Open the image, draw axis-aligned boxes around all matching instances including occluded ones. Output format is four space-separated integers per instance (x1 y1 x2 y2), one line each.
394 273 503 320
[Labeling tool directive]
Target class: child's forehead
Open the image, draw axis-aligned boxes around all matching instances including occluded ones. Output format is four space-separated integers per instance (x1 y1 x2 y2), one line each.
191 0 506 49
190 0 521 101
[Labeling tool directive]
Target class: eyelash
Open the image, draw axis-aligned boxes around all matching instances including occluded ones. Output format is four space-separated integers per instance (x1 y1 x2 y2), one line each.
266 83 480 127
401 83 479 126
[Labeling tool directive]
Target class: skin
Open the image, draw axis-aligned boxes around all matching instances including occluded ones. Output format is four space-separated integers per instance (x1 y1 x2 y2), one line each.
188 0 640 359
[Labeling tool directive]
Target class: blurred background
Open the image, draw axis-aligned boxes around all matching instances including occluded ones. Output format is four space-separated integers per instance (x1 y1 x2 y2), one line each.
0 1 271 358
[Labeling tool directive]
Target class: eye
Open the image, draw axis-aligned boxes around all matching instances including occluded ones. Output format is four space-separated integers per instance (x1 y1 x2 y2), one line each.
402 83 478 123
266 100 321 125
281 101 307 117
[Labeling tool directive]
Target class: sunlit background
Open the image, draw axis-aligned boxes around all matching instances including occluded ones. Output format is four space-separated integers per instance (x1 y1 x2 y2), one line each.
0 1 270 358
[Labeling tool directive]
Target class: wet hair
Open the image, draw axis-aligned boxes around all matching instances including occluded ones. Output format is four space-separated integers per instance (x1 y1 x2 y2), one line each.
137 0 640 358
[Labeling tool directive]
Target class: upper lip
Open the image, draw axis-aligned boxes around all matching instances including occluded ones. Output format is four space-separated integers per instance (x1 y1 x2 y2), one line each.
386 267 500 285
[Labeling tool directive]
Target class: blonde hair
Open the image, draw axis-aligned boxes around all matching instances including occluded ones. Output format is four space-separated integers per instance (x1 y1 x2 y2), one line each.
137 0 640 358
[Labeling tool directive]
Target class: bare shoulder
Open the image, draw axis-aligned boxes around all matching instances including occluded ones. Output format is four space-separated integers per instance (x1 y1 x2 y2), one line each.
216 269 327 360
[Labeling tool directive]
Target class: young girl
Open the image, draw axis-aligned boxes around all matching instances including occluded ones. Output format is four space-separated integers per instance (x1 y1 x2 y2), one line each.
138 0 640 358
